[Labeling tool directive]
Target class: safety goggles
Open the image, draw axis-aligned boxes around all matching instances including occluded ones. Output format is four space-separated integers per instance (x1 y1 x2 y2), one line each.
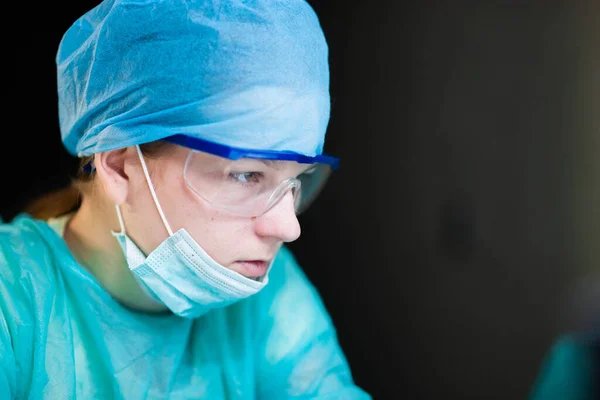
163 135 339 218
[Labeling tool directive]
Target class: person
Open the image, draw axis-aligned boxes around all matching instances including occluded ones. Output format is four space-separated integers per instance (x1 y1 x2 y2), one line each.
528 331 598 400
0 0 371 398
528 274 599 400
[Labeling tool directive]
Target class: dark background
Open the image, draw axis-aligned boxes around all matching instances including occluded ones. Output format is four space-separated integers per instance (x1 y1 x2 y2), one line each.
2 1 599 399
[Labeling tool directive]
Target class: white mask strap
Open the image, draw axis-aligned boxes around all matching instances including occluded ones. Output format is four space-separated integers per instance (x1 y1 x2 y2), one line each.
115 204 127 234
135 145 174 236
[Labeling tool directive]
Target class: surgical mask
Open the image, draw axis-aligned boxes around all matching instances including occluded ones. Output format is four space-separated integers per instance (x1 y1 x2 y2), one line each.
111 145 272 319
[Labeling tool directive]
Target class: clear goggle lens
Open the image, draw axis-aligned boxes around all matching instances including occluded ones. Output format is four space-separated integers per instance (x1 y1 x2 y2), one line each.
183 150 332 217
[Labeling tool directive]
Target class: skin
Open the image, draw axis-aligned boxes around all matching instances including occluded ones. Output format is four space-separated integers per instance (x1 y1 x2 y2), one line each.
63 143 302 314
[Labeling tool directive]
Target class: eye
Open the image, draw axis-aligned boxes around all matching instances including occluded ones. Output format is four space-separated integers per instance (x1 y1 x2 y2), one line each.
229 171 264 184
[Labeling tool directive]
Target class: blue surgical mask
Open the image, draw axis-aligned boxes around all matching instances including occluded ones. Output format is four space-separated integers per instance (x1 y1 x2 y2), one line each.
111 146 272 319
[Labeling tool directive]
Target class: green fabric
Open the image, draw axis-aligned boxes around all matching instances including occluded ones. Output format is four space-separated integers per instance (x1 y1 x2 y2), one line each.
0 214 370 399
529 333 598 400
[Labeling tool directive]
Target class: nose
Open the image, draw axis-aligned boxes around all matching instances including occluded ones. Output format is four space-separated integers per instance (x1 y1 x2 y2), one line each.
253 189 301 243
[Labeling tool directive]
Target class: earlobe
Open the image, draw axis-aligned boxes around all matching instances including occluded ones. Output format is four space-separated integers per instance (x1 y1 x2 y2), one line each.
95 148 131 205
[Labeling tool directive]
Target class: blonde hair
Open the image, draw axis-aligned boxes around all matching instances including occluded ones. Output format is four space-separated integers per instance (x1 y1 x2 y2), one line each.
23 142 170 220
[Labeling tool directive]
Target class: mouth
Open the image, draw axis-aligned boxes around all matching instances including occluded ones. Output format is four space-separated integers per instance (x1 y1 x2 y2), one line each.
233 260 270 278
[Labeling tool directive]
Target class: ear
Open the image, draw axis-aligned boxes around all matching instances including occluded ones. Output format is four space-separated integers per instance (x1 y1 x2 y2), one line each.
94 148 132 205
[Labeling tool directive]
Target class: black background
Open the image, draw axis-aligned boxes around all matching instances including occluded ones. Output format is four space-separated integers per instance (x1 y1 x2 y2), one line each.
2 1 599 399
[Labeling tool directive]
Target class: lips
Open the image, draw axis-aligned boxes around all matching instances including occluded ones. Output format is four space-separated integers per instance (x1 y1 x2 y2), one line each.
234 260 269 278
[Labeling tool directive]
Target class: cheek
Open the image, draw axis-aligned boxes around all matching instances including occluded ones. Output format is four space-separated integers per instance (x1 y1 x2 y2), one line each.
191 212 255 265
170 187 255 264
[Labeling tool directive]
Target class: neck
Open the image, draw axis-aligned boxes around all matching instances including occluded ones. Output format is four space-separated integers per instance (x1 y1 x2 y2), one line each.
63 196 169 314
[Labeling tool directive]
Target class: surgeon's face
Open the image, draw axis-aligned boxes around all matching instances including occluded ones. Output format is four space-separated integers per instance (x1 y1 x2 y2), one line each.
119 143 302 279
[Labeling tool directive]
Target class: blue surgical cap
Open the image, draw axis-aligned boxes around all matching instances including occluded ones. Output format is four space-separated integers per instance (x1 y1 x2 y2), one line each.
56 0 330 158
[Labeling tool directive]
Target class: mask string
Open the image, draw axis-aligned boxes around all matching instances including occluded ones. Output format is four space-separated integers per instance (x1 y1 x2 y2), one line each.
114 204 126 234
135 145 174 236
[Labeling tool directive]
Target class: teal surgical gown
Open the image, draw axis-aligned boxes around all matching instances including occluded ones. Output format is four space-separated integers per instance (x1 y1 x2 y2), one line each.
0 214 370 399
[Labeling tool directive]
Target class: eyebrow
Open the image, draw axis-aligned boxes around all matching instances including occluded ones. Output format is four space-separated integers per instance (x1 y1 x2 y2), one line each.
256 159 315 174
258 159 284 170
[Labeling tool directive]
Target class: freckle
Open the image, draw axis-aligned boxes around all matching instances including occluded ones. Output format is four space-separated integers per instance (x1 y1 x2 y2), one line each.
251 216 257 221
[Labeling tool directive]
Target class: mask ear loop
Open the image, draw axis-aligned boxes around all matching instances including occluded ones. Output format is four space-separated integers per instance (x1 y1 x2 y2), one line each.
135 145 174 236
114 204 127 234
